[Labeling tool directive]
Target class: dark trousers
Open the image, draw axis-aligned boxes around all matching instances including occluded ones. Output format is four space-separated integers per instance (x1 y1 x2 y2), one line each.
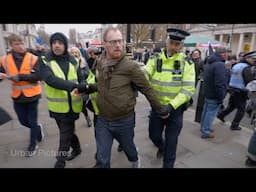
248 130 256 161
13 100 40 146
218 91 247 126
55 119 81 161
149 107 183 168
82 100 89 118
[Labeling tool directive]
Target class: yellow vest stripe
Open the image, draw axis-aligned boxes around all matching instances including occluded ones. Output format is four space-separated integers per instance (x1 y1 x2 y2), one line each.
42 56 83 113
180 88 193 97
150 79 182 86
154 90 178 97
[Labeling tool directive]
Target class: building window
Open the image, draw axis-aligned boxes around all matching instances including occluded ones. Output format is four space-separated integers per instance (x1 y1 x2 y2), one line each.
2 24 7 31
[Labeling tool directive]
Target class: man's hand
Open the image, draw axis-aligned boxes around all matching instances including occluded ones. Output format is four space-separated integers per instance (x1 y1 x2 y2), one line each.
71 88 83 96
0 72 8 80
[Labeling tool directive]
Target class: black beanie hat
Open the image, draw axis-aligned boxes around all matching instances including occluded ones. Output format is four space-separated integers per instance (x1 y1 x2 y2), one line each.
50 32 68 53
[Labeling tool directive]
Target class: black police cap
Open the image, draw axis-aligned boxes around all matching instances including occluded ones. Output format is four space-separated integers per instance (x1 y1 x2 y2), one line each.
167 28 190 41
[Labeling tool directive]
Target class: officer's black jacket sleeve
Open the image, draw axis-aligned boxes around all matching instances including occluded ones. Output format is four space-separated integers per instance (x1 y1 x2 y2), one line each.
18 61 42 83
39 57 78 92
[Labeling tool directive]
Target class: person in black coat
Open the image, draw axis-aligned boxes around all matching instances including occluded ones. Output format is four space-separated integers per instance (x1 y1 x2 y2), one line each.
39 32 86 168
200 47 228 138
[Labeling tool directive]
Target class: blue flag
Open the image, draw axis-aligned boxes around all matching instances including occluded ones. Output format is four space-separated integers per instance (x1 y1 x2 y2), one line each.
36 37 43 45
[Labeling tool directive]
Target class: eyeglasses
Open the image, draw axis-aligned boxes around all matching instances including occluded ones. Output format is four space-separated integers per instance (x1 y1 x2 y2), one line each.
105 39 123 46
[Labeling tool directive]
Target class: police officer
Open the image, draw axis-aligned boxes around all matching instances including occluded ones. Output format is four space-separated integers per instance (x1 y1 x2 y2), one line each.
145 28 195 168
217 51 256 131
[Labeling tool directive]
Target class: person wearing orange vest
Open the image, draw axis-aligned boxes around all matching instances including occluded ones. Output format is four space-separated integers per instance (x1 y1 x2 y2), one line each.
0 33 44 157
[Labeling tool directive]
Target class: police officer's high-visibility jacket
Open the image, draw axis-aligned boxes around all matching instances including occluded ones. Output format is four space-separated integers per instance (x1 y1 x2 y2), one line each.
145 51 195 109
1 52 42 98
87 70 99 115
41 56 83 113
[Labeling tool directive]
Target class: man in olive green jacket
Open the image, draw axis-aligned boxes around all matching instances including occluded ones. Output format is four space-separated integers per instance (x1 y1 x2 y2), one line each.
75 27 169 168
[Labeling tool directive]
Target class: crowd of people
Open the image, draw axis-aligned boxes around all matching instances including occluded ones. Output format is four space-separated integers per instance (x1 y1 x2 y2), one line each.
1 26 256 168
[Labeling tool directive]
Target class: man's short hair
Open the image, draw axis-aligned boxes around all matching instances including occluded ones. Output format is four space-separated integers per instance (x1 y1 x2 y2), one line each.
8 33 24 45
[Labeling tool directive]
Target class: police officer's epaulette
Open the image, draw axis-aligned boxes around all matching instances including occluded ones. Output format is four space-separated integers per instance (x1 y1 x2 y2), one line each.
185 57 193 65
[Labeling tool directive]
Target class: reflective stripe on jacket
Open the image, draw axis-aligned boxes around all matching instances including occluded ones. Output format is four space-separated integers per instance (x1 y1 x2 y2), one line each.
42 57 82 113
87 71 99 115
145 51 195 109
1 53 41 98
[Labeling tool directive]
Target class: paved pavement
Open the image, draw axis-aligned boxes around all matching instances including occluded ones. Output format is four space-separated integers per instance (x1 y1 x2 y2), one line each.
0 80 254 168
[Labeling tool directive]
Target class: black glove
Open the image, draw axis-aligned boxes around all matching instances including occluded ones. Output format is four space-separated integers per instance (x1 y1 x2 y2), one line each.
158 104 174 116
77 82 89 93
8 75 20 82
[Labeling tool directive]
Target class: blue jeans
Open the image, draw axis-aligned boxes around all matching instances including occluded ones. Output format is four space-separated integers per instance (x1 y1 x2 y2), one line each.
13 100 40 146
95 113 138 168
200 98 221 136
149 107 184 168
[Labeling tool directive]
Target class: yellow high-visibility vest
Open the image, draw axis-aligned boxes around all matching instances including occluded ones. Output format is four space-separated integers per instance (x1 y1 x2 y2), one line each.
87 71 99 115
42 56 83 113
145 51 195 109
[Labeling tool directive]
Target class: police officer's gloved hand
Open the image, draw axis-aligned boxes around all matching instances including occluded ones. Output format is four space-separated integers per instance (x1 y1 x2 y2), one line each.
8 75 20 82
77 82 89 93
158 104 174 116
77 83 96 94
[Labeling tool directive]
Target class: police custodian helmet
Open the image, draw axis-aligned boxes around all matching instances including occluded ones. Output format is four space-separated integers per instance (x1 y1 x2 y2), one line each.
167 28 190 42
